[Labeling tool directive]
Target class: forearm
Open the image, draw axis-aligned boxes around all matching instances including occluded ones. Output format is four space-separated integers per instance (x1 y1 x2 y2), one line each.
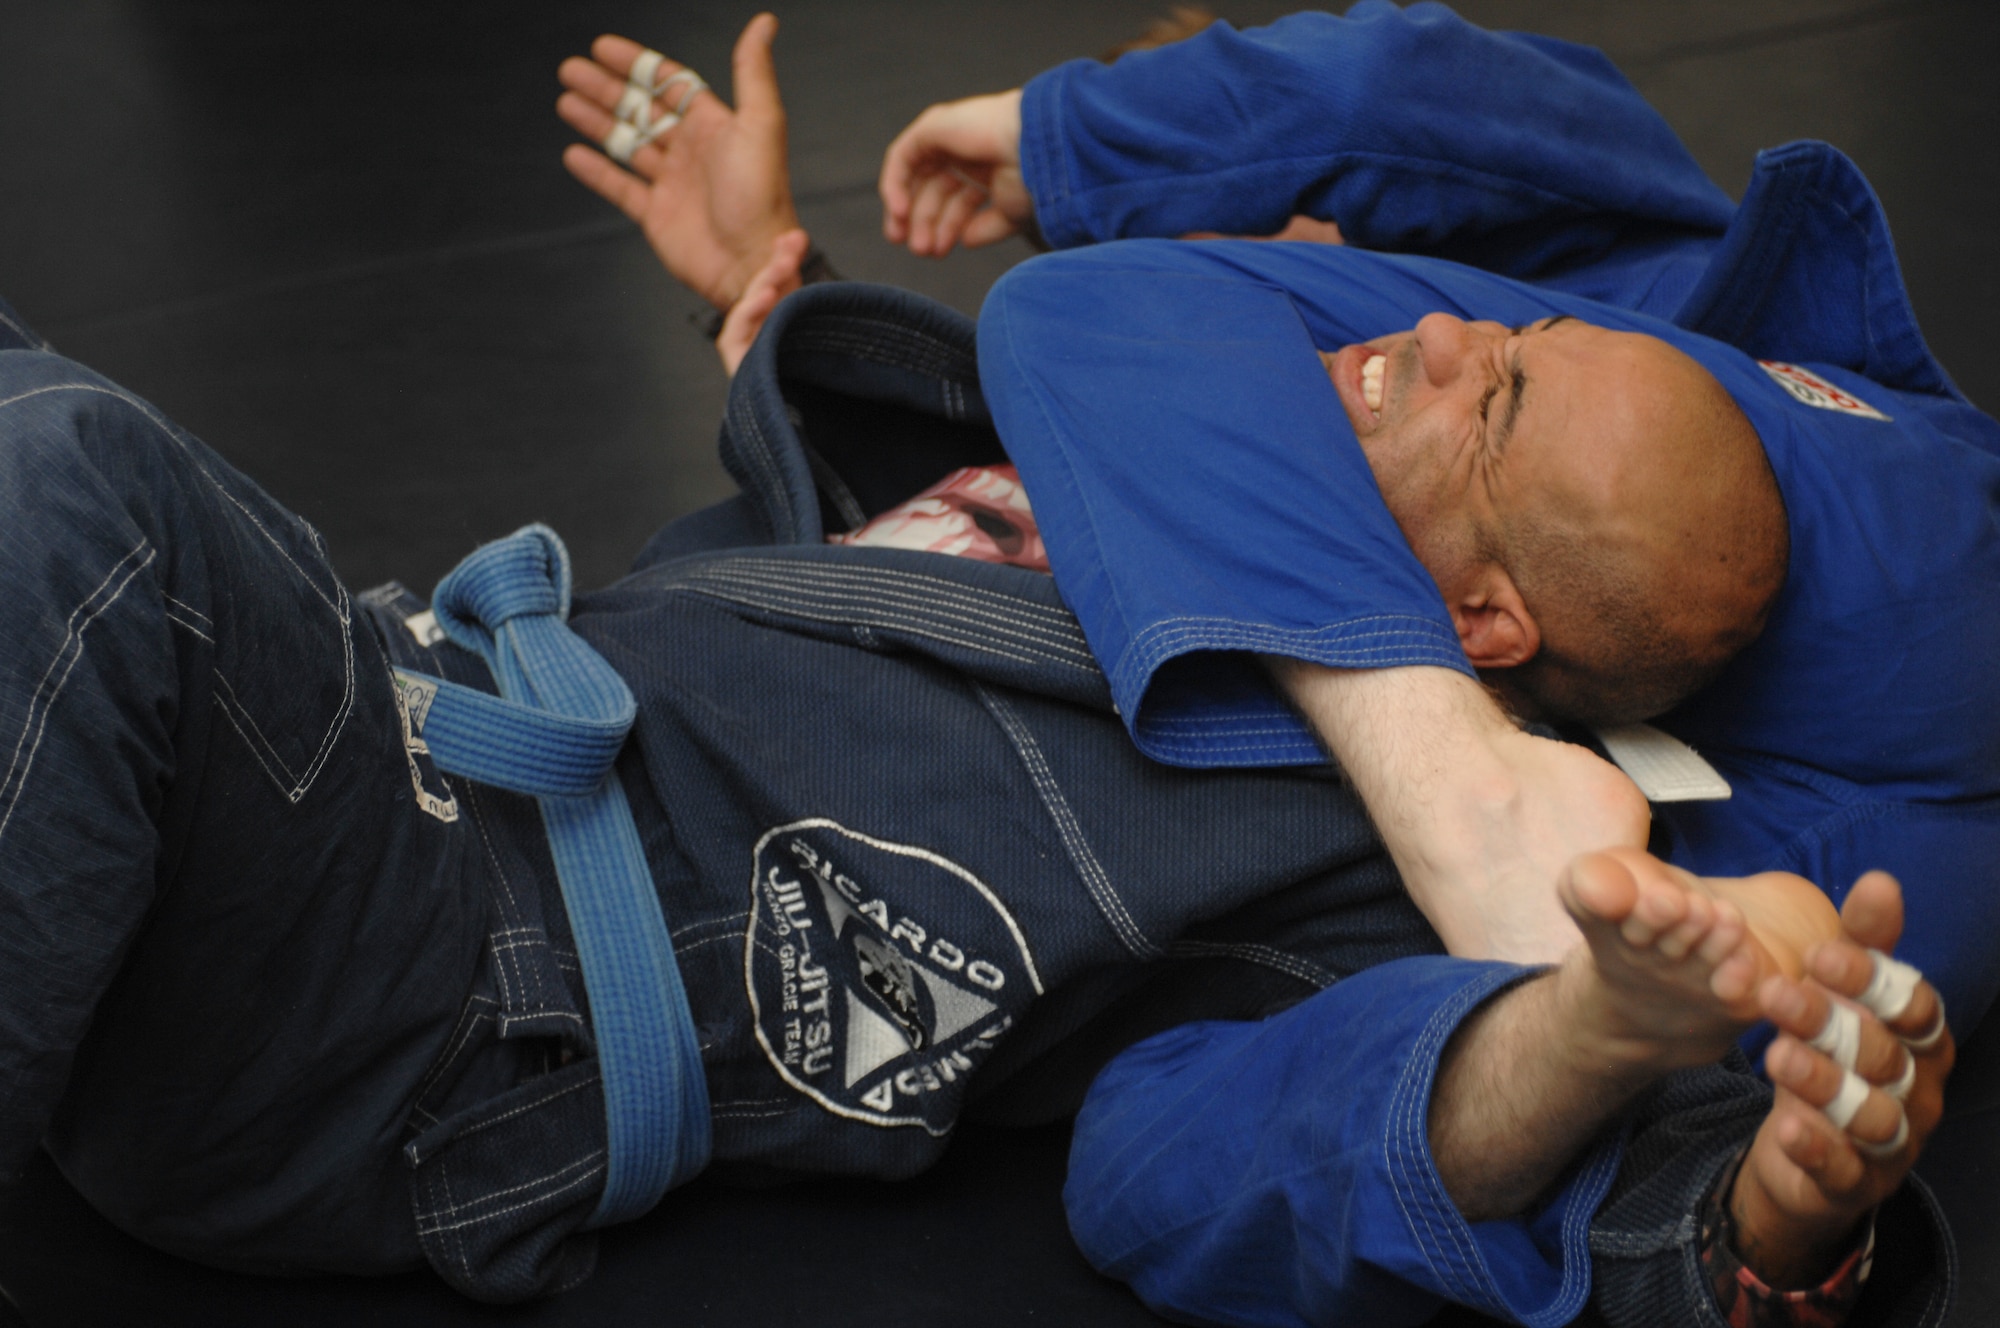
1268 659 1647 963
1019 4 1731 255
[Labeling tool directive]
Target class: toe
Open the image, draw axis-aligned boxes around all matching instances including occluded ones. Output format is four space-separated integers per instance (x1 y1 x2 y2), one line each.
1656 892 1715 960
1620 875 1689 948
1560 851 1640 929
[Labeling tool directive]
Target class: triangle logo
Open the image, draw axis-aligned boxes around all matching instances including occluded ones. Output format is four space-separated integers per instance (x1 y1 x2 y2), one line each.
817 877 860 938
913 964 998 1043
845 987 911 1087
858 1080 895 1112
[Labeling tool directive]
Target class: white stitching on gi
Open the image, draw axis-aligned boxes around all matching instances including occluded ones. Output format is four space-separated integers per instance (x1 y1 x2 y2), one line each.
689 569 1090 660
0 307 44 348
1166 939 1335 988
671 909 748 945
427 1072 599 1147
976 684 1161 959
666 559 1094 662
2 382 358 802
0 540 156 849
415 1149 609 1233
410 996 497 1114
673 568 1098 673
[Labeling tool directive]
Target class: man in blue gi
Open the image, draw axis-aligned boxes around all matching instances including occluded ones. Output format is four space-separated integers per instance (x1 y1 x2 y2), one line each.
871 5 2000 1324
555 6 1989 1324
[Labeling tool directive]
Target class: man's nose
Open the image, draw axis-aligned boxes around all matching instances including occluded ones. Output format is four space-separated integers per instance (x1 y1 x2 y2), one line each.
1413 313 1504 387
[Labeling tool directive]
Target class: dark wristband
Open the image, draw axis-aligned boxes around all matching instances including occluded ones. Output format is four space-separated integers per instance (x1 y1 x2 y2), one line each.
1699 1148 1875 1328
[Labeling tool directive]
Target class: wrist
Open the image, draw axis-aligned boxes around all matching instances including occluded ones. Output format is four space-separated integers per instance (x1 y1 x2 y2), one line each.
700 241 840 342
712 212 805 311
1727 1155 1870 1290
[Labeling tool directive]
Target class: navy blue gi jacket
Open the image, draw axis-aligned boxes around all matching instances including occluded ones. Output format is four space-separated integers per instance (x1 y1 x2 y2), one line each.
971 4 1991 1325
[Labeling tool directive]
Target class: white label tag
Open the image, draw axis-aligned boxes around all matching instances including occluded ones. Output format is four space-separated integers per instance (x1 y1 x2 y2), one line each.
404 608 446 647
1594 723 1732 802
1757 361 1890 421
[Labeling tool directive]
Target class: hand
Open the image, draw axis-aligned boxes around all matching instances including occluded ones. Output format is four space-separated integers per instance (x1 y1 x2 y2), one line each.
879 90 1032 257
558 15 801 311
1731 870 1955 1288
717 229 808 376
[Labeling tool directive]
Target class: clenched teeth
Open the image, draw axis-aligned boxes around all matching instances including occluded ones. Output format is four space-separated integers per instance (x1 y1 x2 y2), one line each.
1361 353 1385 413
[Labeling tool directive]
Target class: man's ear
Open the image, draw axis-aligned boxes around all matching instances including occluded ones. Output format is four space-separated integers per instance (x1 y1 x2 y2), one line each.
1448 567 1539 669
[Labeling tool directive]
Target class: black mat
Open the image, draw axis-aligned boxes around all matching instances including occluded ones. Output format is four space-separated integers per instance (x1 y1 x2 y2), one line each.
1 1 1996 1323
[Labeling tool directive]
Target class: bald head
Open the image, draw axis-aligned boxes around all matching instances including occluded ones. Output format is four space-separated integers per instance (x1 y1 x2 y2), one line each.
1322 314 1788 726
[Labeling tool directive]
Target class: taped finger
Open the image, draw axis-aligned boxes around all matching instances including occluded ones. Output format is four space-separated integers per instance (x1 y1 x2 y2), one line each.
1821 1067 1871 1130
1902 995 1948 1054
629 49 664 90
605 121 640 165
616 83 654 125
1854 1108 1910 1161
604 110 681 165
1858 950 1923 1024
1807 1000 1864 1070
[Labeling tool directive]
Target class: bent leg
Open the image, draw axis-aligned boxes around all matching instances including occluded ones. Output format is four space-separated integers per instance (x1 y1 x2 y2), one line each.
1065 955 1593 1328
0 341 479 1271
1067 849 1798 1328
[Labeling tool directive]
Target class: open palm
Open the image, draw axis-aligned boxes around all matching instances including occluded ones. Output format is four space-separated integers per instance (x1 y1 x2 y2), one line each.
558 15 801 311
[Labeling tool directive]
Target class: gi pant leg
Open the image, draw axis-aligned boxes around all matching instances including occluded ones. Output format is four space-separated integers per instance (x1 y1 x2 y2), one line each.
0 326 488 1273
1065 957 1620 1328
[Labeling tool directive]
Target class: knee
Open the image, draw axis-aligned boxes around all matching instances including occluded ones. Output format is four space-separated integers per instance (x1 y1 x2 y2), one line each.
0 352 223 529
0 352 160 474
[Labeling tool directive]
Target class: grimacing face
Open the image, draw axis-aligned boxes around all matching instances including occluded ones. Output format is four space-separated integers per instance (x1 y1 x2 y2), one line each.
1318 312 1716 593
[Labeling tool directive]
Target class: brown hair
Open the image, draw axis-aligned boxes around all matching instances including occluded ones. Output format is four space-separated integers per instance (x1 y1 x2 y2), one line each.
1102 6 1219 62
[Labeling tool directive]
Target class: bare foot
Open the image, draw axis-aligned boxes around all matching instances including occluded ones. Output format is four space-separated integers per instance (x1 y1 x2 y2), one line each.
1432 847 1778 1219
1551 848 1777 1071
1694 868 1840 982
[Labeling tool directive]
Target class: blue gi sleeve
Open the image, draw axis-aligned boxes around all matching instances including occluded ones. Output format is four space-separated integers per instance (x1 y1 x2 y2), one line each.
979 240 1472 768
1065 957 1620 1328
1017 1 1734 268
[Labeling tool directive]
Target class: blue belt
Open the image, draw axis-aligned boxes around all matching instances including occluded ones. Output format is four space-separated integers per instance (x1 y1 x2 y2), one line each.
398 524 709 1228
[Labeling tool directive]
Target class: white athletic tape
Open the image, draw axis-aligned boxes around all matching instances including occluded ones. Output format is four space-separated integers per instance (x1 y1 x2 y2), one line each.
629 50 664 91
1822 1068 1871 1129
1903 995 1948 1054
1858 951 1923 1024
656 69 704 103
603 111 681 165
1885 1049 1917 1103
1854 1109 1909 1161
604 121 639 164
1807 1001 1863 1070
615 83 653 125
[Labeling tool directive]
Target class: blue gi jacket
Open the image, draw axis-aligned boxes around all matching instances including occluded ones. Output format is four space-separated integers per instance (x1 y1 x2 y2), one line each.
976 4 1990 1324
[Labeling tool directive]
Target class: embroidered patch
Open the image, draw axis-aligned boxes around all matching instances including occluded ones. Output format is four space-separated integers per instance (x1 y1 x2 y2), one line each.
388 667 459 823
745 819 1043 1134
1758 361 1891 421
